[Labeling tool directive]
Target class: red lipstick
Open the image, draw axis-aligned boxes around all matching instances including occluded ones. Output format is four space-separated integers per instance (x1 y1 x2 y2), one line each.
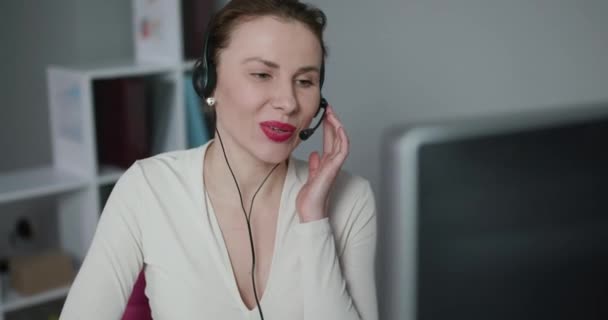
260 121 296 143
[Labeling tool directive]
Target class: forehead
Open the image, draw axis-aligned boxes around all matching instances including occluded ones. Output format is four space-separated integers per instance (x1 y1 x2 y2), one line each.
222 15 323 67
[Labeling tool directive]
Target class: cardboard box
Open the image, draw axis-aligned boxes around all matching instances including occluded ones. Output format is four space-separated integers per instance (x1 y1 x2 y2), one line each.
9 251 75 296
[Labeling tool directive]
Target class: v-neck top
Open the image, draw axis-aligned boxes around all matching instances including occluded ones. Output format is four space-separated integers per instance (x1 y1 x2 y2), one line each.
59 140 378 320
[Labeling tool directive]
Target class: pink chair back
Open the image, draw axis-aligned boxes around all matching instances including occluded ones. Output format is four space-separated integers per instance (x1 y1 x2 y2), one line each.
121 270 152 320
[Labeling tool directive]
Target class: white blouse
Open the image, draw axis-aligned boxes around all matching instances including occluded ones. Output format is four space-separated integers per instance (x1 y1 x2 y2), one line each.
59 140 378 319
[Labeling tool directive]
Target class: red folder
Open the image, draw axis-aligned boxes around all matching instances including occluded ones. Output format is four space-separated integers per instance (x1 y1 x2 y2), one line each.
94 78 150 169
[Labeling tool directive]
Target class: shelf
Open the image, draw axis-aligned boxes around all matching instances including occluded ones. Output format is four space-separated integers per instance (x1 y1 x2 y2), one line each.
49 59 178 80
97 165 125 186
1 285 70 313
0 167 89 204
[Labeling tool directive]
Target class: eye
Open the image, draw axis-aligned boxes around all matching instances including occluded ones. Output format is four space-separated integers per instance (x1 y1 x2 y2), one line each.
251 73 271 80
296 79 314 88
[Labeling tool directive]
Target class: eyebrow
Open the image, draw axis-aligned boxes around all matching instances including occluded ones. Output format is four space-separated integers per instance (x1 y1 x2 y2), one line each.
242 57 320 74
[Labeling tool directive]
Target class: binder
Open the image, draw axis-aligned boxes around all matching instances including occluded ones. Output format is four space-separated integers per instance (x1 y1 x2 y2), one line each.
94 78 150 169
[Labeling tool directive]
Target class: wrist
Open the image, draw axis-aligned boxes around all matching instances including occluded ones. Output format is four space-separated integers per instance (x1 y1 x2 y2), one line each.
297 210 327 223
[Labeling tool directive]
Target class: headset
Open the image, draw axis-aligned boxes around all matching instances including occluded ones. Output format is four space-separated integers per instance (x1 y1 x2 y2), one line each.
192 31 328 141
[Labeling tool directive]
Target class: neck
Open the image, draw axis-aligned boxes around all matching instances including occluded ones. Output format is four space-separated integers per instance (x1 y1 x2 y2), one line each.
203 130 288 204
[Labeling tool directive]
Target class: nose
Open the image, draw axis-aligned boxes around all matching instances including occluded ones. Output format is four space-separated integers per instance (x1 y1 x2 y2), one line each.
271 80 298 114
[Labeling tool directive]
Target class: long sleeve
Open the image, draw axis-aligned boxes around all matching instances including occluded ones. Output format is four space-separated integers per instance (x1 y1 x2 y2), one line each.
60 163 146 319
295 180 378 320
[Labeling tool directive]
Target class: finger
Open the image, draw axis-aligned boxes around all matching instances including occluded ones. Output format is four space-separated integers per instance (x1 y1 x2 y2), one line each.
323 106 336 156
332 126 349 162
326 107 343 135
325 110 343 156
332 126 342 158
328 105 342 123
308 151 320 178
338 126 350 160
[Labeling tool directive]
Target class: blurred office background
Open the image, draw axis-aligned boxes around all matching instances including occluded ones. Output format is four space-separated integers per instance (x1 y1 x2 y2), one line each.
3 0 608 191
1 0 608 318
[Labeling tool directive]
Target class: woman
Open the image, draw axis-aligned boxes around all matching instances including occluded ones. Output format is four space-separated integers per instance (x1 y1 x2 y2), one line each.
60 0 377 319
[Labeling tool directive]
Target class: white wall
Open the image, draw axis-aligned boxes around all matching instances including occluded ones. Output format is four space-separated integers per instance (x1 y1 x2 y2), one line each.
295 0 608 192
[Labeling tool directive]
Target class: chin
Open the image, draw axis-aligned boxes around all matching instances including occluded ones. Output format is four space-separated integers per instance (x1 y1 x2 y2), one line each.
252 138 296 165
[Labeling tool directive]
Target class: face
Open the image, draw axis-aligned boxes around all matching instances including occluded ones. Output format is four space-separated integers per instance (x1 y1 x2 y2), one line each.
212 15 323 165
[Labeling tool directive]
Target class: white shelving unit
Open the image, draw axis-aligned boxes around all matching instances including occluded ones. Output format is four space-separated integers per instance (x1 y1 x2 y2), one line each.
0 167 89 204
1 285 71 315
0 1 206 318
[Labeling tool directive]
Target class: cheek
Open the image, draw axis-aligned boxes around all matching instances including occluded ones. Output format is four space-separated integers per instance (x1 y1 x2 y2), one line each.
218 76 265 113
297 91 322 120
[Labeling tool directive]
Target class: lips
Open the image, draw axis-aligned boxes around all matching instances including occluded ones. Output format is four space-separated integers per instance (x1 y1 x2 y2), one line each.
260 121 296 143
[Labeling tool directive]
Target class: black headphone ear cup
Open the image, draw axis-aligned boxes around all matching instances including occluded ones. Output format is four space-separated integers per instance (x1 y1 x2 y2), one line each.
192 26 217 100
192 59 217 100
192 59 207 99
204 64 216 98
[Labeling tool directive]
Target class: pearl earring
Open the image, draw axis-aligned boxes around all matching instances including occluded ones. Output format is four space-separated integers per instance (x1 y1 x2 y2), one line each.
206 97 216 107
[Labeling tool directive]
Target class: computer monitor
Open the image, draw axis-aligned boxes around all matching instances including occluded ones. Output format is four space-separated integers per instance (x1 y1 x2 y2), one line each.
377 103 608 320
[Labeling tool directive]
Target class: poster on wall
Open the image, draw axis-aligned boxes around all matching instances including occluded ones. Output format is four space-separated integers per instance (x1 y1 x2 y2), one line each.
132 0 180 63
